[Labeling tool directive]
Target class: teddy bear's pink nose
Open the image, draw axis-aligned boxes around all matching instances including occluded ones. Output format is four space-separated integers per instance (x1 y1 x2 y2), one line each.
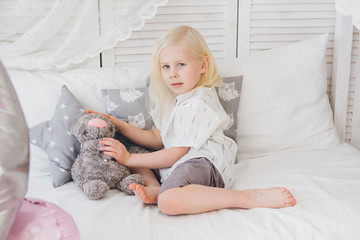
87 118 107 128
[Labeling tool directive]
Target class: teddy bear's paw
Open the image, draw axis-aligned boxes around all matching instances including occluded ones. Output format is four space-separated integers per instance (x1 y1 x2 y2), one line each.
83 179 109 200
118 174 144 195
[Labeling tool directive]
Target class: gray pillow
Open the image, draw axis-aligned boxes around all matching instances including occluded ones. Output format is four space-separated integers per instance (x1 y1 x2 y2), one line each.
101 87 153 130
30 85 85 187
216 75 243 141
101 75 242 142
101 87 153 154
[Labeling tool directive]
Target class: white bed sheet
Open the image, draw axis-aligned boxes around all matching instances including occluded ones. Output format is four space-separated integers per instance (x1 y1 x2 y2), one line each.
26 143 360 240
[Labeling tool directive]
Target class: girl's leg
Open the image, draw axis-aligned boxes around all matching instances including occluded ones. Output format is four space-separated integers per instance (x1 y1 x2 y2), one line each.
129 168 161 204
129 183 160 204
129 168 160 188
157 185 296 215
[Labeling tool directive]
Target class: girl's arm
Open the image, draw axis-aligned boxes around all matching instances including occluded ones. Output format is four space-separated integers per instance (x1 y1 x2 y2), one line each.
99 138 189 169
116 120 163 150
127 147 190 169
87 110 163 150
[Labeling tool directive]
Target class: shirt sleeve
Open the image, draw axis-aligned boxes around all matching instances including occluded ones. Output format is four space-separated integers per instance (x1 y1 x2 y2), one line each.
170 98 227 149
150 108 161 130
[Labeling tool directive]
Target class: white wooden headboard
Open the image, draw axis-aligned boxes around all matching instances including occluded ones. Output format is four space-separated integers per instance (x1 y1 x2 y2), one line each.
331 13 359 148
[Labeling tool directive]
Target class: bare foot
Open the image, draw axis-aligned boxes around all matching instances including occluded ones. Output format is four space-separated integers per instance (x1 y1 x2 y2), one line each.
249 187 297 209
129 183 160 204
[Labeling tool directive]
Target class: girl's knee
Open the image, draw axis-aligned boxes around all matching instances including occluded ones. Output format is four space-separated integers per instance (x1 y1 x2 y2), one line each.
158 189 183 215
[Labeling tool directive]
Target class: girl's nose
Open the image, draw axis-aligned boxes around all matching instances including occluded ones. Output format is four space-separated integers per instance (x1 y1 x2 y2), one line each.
170 69 178 78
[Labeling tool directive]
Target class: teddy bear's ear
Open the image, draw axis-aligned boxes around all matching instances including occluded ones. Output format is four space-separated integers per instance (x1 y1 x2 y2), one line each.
70 124 75 135
70 122 78 136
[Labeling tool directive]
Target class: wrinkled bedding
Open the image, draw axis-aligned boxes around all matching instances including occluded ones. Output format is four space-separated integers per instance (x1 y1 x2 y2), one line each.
26 143 360 240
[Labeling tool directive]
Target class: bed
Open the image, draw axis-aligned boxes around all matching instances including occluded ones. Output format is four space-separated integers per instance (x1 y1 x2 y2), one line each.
2 0 360 240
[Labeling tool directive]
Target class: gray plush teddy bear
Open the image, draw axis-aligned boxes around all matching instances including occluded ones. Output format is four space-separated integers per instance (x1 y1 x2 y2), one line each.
71 113 144 200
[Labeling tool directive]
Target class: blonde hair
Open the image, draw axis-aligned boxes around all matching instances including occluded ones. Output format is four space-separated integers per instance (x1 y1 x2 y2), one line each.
149 25 222 117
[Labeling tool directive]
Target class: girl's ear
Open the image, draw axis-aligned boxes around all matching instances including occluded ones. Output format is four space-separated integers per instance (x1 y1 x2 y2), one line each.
201 56 209 74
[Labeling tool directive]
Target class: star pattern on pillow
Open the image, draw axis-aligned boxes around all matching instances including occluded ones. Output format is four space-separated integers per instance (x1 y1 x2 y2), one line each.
30 85 85 187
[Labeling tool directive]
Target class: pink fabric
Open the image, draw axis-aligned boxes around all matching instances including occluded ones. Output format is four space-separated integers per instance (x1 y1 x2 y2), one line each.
7 198 80 240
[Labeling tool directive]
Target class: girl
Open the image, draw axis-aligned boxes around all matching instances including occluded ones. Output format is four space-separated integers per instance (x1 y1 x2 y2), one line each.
96 25 296 215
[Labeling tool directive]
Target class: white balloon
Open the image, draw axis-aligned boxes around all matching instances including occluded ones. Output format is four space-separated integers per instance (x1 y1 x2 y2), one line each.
0 60 29 240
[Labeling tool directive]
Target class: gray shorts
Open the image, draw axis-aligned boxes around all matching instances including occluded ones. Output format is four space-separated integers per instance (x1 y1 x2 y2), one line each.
159 157 225 194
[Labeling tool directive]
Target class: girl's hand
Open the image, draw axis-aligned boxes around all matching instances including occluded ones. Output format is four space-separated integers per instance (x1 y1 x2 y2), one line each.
86 110 110 119
99 138 131 166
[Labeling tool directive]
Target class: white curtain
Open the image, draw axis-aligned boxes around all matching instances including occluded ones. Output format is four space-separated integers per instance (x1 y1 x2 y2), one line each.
0 0 167 71
335 0 360 29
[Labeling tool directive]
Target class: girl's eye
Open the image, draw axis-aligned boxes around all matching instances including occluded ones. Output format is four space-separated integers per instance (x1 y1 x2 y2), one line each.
162 65 170 70
178 63 185 67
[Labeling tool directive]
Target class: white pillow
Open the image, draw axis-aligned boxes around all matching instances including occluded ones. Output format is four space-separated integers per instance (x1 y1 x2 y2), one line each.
219 34 339 159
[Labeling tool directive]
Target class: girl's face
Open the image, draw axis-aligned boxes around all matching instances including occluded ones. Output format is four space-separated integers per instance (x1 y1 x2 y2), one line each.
159 43 207 95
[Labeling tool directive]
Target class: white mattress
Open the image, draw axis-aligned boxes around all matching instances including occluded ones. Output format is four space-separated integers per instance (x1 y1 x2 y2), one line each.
26 143 360 240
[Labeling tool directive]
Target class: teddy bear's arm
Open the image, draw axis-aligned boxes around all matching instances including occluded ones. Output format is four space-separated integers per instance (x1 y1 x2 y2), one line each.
82 140 108 160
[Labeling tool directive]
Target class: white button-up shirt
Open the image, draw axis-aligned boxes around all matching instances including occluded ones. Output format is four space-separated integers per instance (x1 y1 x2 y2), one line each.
152 87 237 188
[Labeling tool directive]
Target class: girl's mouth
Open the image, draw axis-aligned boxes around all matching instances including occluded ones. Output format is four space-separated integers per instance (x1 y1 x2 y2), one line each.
171 83 183 87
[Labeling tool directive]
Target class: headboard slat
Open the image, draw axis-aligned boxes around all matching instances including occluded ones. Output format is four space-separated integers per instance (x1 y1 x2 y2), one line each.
331 13 353 142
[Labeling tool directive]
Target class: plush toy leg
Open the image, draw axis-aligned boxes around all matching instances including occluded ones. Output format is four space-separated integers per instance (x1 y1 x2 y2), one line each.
118 174 144 195
82 180 109 200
